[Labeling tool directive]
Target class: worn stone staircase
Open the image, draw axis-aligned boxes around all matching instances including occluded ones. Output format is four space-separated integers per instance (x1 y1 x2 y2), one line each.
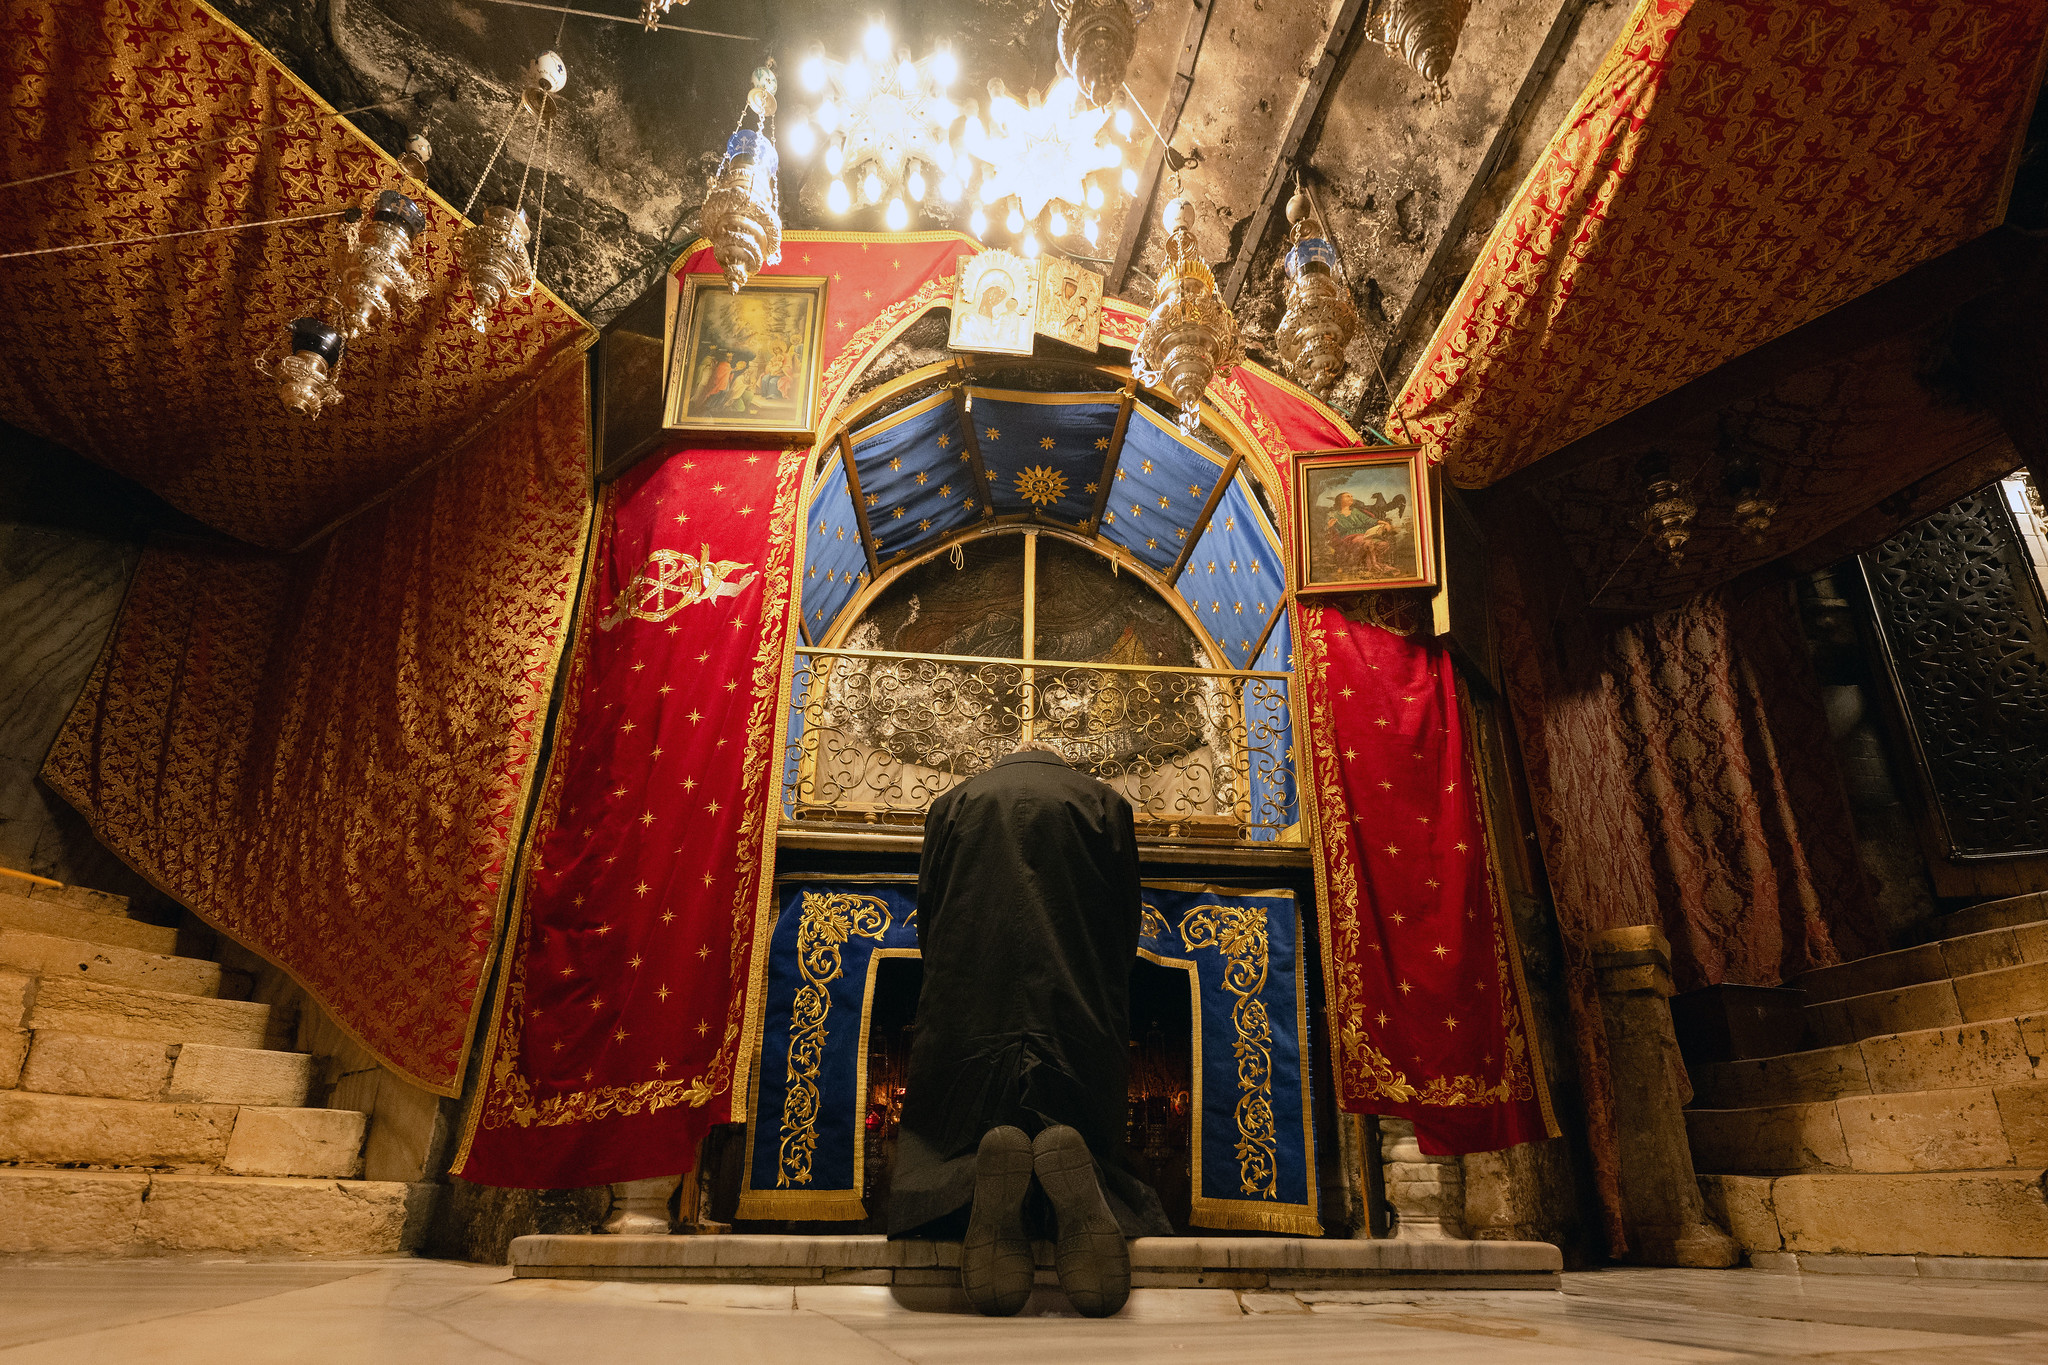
0 878 426 1255
1686 891 2048 1276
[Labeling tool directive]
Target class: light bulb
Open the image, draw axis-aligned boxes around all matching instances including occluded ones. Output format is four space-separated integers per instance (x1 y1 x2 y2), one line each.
828 179 851 214
864 20 890 59
1049 209 1067 236
886 197 909 230
1114 107 1133 138
863 170 883 204
979 178 1000 205
1006 205 1024 233
1022 232 1039 257
845 60 870 96
802 57 827 94
825 141 844 175
940 173 962 202
1086 182 1105 210
1106 141 1123 167
1083 215 1099 245
1121 167 1138 193
816 100 840 133
933 46 958 87
897 58 918 91
932 97 957 124
788 120 815 157
907 167 926 201
969 207 988 236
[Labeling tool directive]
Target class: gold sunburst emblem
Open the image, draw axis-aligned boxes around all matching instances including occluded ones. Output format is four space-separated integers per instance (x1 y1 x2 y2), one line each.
1015 465 1068 506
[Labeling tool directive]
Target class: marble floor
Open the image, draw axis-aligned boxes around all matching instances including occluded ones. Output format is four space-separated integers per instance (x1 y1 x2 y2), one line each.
3 1258 2048 1363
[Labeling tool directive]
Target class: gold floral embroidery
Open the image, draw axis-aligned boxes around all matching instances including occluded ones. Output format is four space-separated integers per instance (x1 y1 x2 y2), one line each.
1178 903 1278 1200
779 891 892 1186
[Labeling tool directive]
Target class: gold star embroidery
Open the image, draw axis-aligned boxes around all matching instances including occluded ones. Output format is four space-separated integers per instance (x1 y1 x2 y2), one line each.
711 482 725 494
889 457 902 470
638 811 656 827
1375 718 1390 728
937 434 952 448
1158 495 1170 509
940 483 952 497
653 1058 669 1074
1433 944 1450 959
1040 436 1056 449
1095 437 1110 450
633 881 650 896
1383 843 1400 856
1444 1015 1459 1030
1375 1012 1390 1027
1146 537 1158 549
696 1020 711 1037
1343 748 1357 760
914 471 928 485
893 507 906 518
1454 841 1470 853
919 518 932 530
985 427 1000 441
696 944 711 960
737 504 754 517
1141 459 1154 473
1084 481 1099 494
1189 484 1202 497
1397 979 1413 994
1129 503 1142 516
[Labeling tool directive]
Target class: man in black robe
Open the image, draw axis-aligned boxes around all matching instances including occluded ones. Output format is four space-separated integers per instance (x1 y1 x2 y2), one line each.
888 741 1170 1316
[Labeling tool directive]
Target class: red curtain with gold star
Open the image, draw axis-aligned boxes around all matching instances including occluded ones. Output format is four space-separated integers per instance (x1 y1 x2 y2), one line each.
1295 603 1557 1155
457 445 805 1186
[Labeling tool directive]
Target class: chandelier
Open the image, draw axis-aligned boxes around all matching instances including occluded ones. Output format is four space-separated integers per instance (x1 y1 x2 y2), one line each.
786 23 964 231
960 77 1125 250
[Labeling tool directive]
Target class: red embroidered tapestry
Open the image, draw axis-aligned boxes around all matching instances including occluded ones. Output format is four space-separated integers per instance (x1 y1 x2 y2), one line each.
458 446 805 1186
1295 604 1557 1155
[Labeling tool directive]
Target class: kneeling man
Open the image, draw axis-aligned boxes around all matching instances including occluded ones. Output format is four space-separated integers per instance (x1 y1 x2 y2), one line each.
888 739 1170 1316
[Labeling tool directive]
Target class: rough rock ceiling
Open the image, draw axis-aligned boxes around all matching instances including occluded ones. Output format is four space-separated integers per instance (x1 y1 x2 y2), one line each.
216 0 1628 424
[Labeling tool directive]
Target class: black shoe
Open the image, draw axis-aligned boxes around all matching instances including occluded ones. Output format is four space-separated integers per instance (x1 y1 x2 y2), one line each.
1032 1125 1130 1318
962 1125 1035 1316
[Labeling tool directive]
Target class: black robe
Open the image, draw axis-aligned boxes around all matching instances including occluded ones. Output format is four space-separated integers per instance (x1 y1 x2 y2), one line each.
887 750 1172 1238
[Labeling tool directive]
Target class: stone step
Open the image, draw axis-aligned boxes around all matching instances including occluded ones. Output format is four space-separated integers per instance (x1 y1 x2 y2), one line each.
16 1030 312 1106
1920 891 2048 944
1805 960 2048 1048
0 1167 426 1256
1795 919 2048 1005
0 929 229 999
0 1089 365 1176
13 972 270 1049
0 882 135 918
0 893 178 955
1687 1079 2048 1175
1693 1014 2048 1109
1701 1170 2048 1260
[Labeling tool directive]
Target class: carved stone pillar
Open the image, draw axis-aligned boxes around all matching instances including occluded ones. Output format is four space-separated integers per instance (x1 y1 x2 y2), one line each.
1379 1116 1466 1241
601 1175 679 1235
1591 925 1739 1267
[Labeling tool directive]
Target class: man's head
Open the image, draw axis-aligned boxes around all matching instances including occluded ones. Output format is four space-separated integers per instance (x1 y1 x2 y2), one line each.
1335 492 1355 510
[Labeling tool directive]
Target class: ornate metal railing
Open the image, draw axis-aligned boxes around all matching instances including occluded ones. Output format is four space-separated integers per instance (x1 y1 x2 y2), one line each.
781 646 1297 841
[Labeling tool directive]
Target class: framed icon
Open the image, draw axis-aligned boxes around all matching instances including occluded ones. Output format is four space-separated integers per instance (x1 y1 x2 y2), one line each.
662 273 828 441
1291 445 1439 595
947 250 1039 356
1035 256 1103 351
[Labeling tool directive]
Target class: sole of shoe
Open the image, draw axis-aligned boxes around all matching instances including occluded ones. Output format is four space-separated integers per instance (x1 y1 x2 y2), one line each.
962 1125 1036 1317
1033 1125 1130 1318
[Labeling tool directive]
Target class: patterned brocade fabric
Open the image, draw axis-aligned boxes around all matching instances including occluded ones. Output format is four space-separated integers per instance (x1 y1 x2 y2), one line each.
1395 0 2048 487
42 362 592 1093
0 0 591 549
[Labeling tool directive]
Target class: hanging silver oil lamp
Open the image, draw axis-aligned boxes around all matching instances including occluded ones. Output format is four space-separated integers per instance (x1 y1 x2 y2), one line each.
1637 451 1698 567
260 316 346 419
1052 0 1150 108
1274 187 1357 397
1372 0 1472 94
701 63 783 293
1132 196 1245 433
1723 454 1779 545
333 189 428 340
462 204 535 332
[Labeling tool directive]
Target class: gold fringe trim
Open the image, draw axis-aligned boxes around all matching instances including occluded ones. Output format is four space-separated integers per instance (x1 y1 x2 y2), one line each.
734 1188 869 1222
1188 1197 1323 1237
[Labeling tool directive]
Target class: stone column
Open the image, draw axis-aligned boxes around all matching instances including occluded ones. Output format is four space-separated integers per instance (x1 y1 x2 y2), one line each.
1590 925 1739 1267
1379 1117 1466 1241
601 1175 679 1235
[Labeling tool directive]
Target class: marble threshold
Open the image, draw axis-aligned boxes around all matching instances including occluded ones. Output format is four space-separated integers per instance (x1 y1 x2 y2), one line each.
509 1233 1564 1298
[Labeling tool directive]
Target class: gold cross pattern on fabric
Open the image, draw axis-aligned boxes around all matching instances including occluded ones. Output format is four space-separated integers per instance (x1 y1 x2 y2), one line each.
600 546 758 629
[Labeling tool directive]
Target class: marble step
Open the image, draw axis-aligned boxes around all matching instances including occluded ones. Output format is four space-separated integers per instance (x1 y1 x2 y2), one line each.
15 1030 312 1107
0 881 135 918
8 971 271 1049
510 1232 1564 1293
1795 919 2048 1005
0 1089 365 1176
0 892 178 955
1701 1170 2048 1260
1693 1013 2048 1109
0 1167 427 1256
1805 960 2048 1048
0 929 232 999
1687 1078 2048 1175
1920 891 2048 944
